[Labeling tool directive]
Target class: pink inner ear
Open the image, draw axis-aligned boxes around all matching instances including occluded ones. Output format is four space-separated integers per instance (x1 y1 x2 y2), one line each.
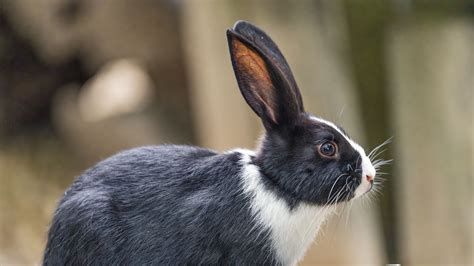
232 39 278 124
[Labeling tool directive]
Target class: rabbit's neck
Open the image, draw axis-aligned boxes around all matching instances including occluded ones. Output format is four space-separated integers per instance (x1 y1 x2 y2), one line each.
237 149 334 265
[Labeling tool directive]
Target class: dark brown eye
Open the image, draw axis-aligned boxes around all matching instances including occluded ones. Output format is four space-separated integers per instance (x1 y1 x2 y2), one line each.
319 141 338 158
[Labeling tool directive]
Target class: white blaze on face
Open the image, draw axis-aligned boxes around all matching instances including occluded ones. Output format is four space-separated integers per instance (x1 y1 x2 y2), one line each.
352 144 376 198
310 117 376 198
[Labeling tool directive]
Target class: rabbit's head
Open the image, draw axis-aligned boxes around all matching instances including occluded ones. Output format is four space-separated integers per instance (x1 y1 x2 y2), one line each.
227 21 375 205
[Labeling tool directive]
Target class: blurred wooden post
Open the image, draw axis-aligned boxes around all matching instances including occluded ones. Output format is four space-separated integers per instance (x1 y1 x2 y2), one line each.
181 0 384 264
388 18 473 264
342 1 399 262
180 0 259 151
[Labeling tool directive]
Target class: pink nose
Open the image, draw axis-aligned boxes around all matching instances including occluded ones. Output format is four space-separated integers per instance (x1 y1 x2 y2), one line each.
366 174 374 182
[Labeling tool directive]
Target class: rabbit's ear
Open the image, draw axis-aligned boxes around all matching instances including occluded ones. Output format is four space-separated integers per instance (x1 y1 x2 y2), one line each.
227 21 304 131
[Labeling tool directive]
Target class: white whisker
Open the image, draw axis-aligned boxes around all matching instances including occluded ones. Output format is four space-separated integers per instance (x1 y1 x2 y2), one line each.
368 137 393 160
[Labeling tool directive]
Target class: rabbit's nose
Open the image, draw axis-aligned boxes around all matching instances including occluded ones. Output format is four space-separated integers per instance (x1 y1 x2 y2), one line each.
366 174 374 183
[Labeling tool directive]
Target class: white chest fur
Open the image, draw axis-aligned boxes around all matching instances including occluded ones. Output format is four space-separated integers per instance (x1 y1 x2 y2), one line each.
236 149 334 265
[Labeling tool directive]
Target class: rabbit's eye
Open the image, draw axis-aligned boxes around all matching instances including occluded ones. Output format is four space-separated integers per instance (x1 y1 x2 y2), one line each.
319 141 338 158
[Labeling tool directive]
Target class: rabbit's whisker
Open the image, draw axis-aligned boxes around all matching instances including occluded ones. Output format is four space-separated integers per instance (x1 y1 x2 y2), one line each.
368 137 393 160
327 173 348 203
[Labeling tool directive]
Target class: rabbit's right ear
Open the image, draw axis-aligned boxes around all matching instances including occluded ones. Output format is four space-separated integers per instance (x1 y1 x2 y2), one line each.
227 21 304 132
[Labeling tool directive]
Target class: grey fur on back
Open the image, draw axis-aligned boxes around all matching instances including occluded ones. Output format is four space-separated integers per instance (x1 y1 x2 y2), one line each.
43 146 275 265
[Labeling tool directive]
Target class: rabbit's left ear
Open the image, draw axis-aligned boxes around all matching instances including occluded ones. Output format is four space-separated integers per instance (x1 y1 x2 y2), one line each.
227 21 304 132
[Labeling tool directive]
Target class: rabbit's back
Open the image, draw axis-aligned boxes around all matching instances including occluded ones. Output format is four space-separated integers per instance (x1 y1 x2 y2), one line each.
43 145 274 265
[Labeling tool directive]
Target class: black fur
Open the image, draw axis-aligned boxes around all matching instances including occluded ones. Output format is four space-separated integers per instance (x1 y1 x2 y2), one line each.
254 113 362 207
44 20 366 265
44 146 275 265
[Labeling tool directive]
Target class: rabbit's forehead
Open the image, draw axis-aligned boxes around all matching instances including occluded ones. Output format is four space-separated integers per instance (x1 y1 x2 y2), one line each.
308 116 366 157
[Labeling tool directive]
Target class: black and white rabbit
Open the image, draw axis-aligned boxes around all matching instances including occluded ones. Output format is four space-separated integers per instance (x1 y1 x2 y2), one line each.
43 21 377 265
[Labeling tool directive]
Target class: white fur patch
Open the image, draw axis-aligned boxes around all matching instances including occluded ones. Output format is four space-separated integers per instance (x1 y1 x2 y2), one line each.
310 117 376 198
235 149 334 265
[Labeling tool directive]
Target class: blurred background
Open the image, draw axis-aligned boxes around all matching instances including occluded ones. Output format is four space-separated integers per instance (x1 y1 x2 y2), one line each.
0 0 472 265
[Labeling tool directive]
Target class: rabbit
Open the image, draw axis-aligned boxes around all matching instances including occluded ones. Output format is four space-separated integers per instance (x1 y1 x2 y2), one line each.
43 20 377 266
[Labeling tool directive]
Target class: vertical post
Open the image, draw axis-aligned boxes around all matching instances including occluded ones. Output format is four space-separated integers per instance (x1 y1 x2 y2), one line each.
180 0 259 151
343 0 398 261
388 17 473 264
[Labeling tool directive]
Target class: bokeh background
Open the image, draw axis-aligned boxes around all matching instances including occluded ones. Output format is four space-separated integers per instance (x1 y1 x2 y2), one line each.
0 0 472 265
